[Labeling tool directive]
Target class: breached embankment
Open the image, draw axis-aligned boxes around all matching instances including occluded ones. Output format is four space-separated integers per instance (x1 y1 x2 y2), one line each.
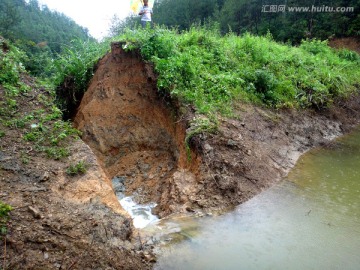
74 42 360 219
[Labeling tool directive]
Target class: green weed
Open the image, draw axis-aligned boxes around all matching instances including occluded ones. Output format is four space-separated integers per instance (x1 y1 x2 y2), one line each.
0 201 12 237
66 161 88 176
23 121 80 159
45 146 70 160
20 152 31 164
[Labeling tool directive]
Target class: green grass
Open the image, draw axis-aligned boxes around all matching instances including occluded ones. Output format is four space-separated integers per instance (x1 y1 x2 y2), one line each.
66 161 88 176
116 26 360 113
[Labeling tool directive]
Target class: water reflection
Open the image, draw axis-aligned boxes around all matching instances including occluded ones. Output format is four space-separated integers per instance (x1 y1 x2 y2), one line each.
154 128 360 270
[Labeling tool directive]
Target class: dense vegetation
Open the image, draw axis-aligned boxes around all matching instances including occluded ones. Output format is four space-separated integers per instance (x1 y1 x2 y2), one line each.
118 26 360 114
152 0 360 43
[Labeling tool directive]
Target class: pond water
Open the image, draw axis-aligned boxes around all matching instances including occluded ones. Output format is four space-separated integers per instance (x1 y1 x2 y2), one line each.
152 128 360 270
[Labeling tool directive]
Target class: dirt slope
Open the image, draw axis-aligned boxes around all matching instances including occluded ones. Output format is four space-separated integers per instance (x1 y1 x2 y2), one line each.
74 43 360 218
0 77 152 269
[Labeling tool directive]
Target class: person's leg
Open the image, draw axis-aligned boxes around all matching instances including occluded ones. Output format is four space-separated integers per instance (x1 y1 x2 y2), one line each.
141 20 146 28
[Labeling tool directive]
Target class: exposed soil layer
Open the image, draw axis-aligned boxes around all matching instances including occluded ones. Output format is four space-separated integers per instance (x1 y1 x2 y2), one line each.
74 42 201 217
74 43 360 218
329 37 360 54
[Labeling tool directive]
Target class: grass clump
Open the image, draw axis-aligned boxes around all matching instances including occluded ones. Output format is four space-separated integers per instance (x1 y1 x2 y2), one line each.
66 161 88 176
0 201 12 237
118 26 360 113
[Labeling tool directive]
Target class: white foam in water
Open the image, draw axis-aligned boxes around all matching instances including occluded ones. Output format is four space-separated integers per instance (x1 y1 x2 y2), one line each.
120 196 159 229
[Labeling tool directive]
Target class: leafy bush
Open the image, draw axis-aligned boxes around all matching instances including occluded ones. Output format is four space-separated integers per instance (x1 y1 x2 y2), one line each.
337 49 360 62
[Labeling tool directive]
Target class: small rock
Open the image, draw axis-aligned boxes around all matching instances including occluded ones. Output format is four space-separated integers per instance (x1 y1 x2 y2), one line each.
246 149 252 156
203 143 213 153
227 139 237 147
44 252 49 259
167 164 174 172
28 206 43 219
146 239 154 246
40 171 50 182
24 187 47 192
137 162 150 173
144 254 157 263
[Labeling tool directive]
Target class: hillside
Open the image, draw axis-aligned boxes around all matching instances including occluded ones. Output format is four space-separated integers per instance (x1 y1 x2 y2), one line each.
1 26 360 268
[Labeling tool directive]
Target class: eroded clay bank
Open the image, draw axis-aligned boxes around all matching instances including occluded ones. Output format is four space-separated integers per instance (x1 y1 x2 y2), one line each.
73 42 360 220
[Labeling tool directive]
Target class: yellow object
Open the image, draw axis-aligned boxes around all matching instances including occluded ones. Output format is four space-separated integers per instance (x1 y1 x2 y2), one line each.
130 0 154 14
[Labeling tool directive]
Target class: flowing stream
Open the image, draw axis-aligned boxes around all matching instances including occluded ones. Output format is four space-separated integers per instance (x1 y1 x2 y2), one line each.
149 127 360 270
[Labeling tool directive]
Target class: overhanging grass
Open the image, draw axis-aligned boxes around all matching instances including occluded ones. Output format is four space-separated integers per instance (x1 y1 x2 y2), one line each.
117 26 360 114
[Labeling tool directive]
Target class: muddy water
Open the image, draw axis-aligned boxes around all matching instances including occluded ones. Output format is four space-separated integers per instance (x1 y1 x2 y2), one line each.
153 128 360 270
